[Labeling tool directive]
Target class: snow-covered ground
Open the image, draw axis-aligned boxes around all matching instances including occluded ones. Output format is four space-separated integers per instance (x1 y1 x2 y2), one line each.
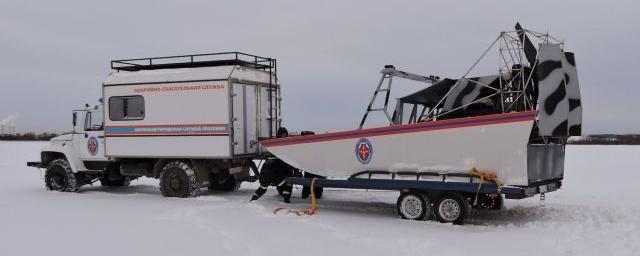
1 141 638 256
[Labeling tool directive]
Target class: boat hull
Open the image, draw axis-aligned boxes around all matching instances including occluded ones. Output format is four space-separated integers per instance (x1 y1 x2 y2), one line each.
262 111 536 186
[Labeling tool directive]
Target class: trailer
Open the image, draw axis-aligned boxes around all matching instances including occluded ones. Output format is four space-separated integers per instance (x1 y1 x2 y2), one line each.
28 52 281 197
287 170 561 224
263 23 580 224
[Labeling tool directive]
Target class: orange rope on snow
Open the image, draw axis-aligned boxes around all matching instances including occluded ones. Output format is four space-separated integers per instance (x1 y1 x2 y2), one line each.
273 178 318 216
272 207 285 214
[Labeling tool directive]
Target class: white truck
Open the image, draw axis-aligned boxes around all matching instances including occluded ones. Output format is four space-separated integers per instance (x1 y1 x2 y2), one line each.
27 52 281 197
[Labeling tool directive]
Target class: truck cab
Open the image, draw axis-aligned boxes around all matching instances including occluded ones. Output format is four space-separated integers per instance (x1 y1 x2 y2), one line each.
27 104 129 191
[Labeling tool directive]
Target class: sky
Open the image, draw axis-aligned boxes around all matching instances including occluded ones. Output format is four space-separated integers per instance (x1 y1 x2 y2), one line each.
0 0 638 135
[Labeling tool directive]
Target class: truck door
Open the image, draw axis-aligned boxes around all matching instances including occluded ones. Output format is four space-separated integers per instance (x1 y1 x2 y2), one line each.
73 110 107 163
232 83 259 155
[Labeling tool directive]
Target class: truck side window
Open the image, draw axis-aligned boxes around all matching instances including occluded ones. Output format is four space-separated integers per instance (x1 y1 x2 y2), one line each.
109 96 145 121
84 111 104 131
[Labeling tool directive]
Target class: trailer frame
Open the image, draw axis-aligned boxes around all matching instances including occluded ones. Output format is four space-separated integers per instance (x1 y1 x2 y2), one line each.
286 170 561 223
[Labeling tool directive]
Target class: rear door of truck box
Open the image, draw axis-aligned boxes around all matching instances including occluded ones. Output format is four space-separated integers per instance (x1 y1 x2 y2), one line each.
233 83 278 156
232 83 259 155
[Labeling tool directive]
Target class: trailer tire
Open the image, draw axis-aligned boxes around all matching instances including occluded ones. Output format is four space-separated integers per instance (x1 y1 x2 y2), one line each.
397 191 431 220
434 193 469 225
159 161 200 198
44 159 78 192
209 174 240 191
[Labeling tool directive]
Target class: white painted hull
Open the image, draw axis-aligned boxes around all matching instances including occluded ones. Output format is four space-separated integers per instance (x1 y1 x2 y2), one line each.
262 111 536 186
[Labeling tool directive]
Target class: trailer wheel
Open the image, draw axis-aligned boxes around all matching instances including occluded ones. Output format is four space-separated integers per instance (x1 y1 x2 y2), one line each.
159 161 200 198
208 174 240 191
397 192 431 220
44 159 78 192
434 193 469 224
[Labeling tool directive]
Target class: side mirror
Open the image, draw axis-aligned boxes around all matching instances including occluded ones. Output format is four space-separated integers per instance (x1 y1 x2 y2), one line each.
72 112 77 126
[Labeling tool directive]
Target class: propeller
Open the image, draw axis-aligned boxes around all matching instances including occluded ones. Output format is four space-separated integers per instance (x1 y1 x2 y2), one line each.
515 22 538 66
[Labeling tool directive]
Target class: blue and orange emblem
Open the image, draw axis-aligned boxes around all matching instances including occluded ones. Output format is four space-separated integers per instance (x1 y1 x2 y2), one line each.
355 138 373 164
87 136 98 156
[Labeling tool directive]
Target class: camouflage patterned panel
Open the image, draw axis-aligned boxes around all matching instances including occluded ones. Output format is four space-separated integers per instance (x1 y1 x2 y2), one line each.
561 52 582 136
537 44 569 137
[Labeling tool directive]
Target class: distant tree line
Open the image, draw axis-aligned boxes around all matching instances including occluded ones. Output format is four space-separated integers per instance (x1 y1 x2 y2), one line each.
568 134 640 145
0 132 59 141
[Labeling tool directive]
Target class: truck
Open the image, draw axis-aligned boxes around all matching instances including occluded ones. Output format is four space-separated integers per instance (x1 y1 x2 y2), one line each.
28 52 281 197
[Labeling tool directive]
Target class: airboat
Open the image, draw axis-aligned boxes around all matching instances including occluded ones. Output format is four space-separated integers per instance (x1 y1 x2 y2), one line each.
262 23 581 187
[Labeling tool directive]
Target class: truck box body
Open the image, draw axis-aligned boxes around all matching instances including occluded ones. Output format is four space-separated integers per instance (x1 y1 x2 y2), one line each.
103 65 279 158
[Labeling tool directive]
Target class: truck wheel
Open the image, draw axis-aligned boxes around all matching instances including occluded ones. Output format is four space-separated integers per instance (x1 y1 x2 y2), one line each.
209 174 240 191
397 191 431 220
434 193 469 224
159 161 200 198
44 159 78 192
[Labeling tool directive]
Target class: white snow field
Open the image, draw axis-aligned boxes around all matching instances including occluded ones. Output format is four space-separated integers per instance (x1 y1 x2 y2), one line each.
1 141 638 256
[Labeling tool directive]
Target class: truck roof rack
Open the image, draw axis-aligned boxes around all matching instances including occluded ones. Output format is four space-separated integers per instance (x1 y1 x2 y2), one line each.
111 52 276 72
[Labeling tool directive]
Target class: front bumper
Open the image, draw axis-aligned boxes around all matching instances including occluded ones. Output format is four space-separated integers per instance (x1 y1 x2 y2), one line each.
26 162 47 168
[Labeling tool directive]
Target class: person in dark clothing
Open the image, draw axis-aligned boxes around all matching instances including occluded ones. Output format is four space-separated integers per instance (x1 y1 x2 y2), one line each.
250 127 297 203
250 157 296 203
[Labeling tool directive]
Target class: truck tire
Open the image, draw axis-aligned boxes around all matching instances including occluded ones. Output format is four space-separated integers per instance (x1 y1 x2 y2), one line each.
44 159 78 192
434 193 469 225
159 161 200 198
208 174 240 191
397 191 431 220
